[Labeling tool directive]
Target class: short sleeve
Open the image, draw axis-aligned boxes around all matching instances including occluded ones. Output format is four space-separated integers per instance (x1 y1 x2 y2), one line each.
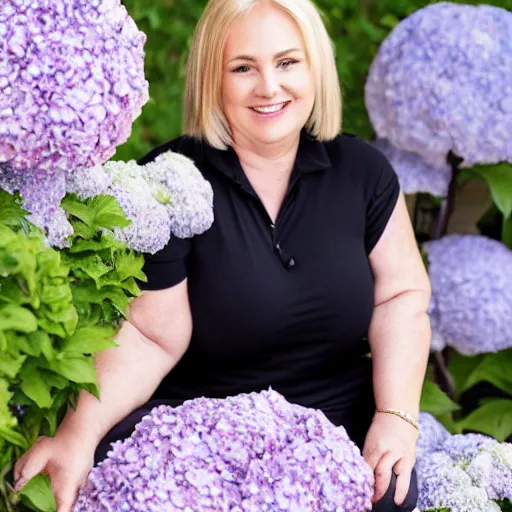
136 136 195 291
364 151 401 255
139 237 191 290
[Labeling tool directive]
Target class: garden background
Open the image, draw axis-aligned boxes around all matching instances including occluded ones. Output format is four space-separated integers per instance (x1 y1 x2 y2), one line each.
1 0 512 510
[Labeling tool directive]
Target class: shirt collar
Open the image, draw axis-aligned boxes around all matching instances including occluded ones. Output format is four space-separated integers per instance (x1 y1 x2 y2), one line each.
200 129 332 183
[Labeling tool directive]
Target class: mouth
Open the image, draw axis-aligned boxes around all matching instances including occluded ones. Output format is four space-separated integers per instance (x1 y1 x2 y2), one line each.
249 101 290 115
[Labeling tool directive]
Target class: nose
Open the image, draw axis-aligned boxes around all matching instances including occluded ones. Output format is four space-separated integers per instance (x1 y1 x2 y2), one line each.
254 68 280 99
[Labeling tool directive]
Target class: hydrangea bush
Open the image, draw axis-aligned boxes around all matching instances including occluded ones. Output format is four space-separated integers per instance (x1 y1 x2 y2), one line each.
73 389 374 512
370 138 452 197
416 414 512 512
365 2 512 170
423 234 512 355
0 0 149 231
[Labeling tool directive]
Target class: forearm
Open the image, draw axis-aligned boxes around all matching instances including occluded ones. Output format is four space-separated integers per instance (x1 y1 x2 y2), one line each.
368 290 431 420
56 320 178 446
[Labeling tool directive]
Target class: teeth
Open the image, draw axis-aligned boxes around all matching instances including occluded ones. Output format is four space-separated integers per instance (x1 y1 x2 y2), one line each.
252 102 286 114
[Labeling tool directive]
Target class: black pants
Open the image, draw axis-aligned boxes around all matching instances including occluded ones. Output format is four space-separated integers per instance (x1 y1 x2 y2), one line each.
95 400 418 511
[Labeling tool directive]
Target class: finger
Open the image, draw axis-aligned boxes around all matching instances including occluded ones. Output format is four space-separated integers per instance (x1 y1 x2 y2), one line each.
14 446 49 492
52 475 81 512
14 437 46 483
373 451 398 503
393 459 413 506
362 443 383 471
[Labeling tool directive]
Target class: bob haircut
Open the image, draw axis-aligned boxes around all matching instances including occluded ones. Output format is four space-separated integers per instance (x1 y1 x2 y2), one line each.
183 0 342 149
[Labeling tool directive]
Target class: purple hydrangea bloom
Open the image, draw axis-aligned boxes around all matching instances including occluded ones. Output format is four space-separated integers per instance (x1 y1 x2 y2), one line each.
416 433 512 510
424 234 512 355
416 413 451 459
365 3 512 170
370 138 452 197
73 389 374 512
145 151 215 239
0 0 149 222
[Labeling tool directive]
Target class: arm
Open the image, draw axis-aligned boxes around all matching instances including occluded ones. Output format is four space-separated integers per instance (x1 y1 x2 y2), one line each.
363 193 431 505
58 278 193 445
368 193 431 420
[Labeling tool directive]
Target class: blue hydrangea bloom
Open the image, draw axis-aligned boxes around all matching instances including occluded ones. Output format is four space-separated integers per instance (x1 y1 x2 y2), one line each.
0 0 149 224
416 432 512 510
424 234 512 355
370 139 452 197
365 3 512 170
417 413 450 459
73 389 374 512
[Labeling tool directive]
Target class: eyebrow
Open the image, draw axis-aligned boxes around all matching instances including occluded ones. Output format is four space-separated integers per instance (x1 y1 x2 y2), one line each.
228 48 303 63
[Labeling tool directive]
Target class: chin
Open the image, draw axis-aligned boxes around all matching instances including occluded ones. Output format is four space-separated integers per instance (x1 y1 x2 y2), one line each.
250 123 303 145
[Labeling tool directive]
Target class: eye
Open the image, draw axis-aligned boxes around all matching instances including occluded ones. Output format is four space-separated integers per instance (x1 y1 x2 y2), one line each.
233 65 251 73
278 59 299 69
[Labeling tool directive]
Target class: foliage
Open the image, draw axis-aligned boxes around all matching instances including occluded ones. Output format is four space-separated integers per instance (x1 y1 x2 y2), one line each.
0 189 146 511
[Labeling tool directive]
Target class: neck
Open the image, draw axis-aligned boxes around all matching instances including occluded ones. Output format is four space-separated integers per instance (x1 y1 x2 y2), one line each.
232 132 300 176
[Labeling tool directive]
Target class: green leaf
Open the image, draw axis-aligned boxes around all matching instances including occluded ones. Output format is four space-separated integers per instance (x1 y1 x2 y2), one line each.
471 162 512 218
19 362 53 409
40 370 69 390
0 353 27 379
89 195 131 230
447 350 485 392
19 474 56 512
65 253 112 284
61 326 117 354
502 214 512 249
113 250 146 282
457 398 512 442
37 318 67 338
49 356 98 385
0 425 28 449
27 330 54 361
72 283 130 315
0 189 28 226
463 349 512 395
62 194 130 231
420 378 461 416
0 305 38 332
43 303 79 335
68 234 125 254
0 377 16 428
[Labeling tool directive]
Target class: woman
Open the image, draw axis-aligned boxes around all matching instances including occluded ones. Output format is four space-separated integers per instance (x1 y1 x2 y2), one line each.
14 0 431 510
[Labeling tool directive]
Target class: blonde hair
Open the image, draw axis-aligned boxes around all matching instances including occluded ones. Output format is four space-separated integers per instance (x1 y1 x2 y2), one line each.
183 0 342 149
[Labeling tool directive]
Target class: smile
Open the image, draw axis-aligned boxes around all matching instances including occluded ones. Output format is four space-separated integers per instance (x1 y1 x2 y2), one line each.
250 101 290 115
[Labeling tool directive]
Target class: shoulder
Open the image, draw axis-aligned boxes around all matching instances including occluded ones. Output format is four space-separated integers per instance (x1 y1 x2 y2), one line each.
137 135 205 166
323 133 392 173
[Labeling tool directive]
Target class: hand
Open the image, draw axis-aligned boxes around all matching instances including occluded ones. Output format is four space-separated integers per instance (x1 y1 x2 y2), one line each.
362 412 418 506
14 434 95 512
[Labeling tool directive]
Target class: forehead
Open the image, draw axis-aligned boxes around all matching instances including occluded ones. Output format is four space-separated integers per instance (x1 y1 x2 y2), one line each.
223 4 305 57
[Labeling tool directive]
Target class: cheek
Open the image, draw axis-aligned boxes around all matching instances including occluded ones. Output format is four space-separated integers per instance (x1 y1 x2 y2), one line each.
285 71 315 100
222 76 252 107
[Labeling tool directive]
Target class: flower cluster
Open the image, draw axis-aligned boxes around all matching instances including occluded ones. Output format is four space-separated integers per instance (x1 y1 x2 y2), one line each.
73 388 374 512
66 154 214 254
0 0 149 225
424 234 512 355
365 2 512 170
416 414 512 511
370 138 452 197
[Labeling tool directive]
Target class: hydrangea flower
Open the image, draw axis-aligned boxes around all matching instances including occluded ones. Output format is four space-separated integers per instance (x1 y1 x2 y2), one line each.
416 413 450 459
416 432 512 511
365 3 512 170
73 388 374 512
0 0 149 224
370 138 452 197
424 234 512 355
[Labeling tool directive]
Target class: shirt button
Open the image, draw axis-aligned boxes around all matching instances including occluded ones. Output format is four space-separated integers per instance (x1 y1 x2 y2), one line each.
275 243 281 251
287 258 296 269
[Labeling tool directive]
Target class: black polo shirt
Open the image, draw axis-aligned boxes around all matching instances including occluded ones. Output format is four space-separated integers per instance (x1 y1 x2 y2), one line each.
137 130 400 448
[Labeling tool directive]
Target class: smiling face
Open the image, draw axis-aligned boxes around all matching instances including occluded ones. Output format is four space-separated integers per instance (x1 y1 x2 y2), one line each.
221 2 315 149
